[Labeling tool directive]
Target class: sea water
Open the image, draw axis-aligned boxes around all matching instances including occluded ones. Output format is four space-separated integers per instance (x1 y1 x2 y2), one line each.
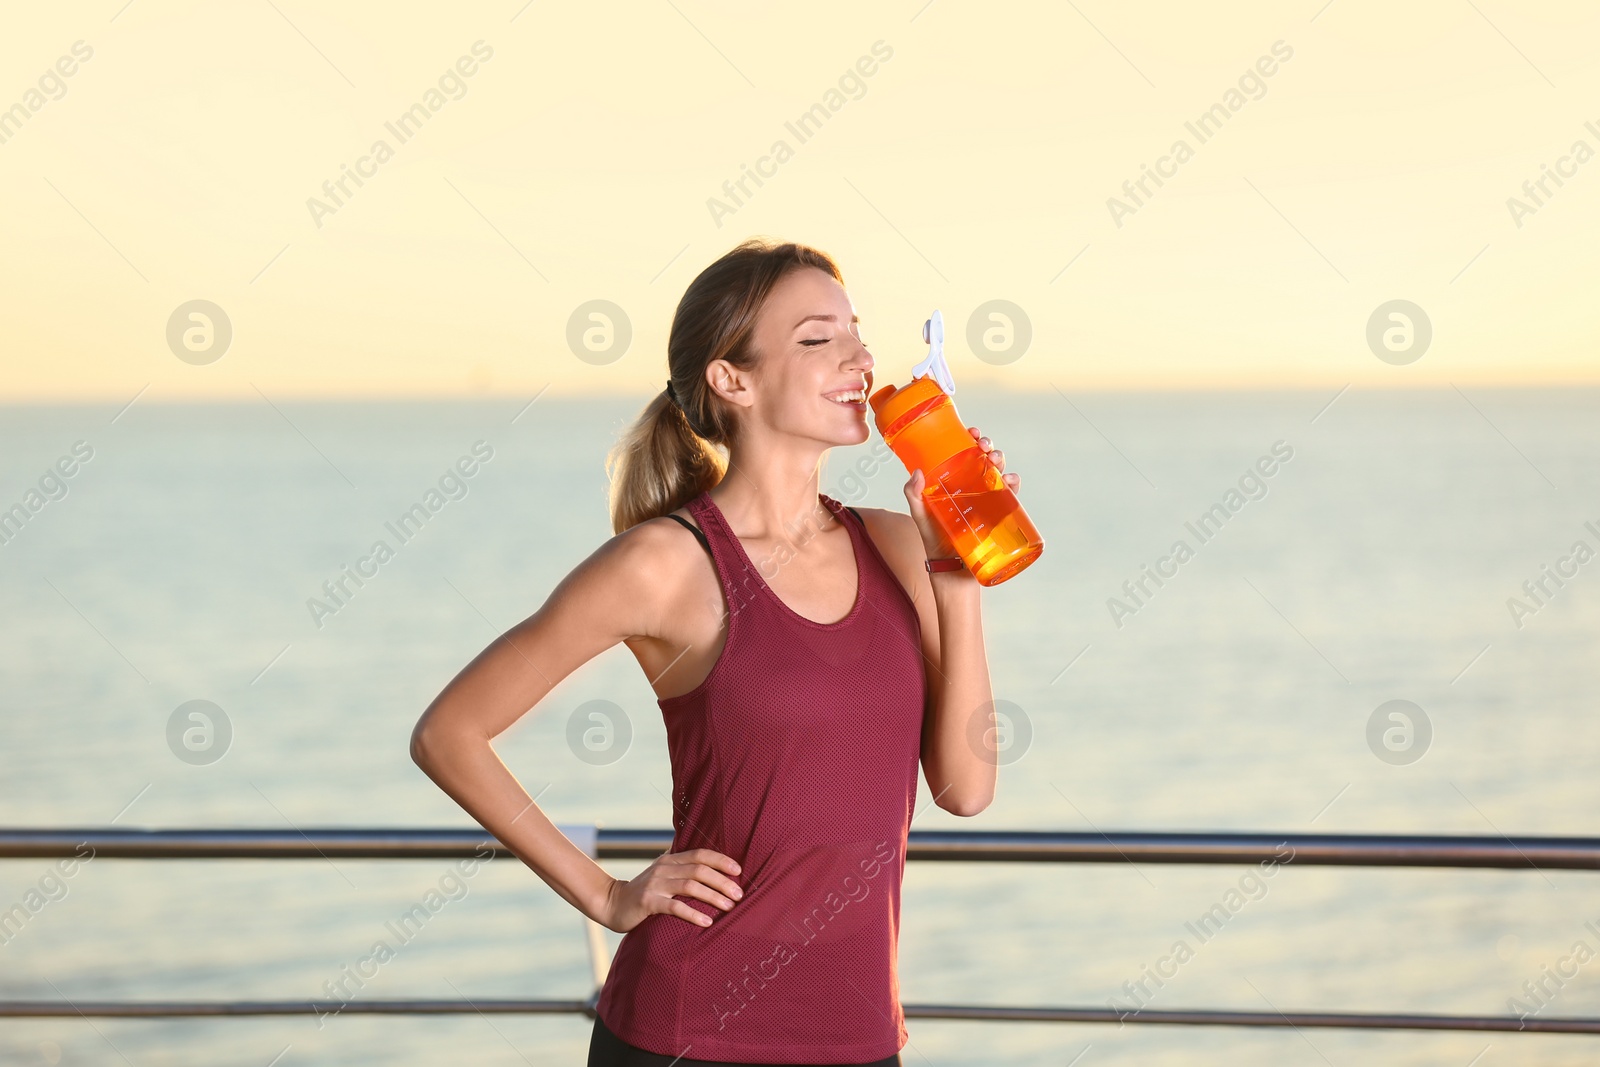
1 386 1597 1066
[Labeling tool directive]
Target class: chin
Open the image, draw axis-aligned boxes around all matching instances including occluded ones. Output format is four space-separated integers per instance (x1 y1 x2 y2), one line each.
829 420 871 447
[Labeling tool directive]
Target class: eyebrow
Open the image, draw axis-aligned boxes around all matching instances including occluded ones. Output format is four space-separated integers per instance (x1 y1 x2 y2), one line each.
792 313 859 331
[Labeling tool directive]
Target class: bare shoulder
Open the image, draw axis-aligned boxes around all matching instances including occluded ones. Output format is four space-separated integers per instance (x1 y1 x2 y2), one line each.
847 505 926 588
848 504 919 550
552 509 715 642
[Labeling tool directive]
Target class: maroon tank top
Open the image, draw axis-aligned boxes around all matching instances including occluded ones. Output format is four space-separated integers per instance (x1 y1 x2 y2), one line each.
595 488 926 1064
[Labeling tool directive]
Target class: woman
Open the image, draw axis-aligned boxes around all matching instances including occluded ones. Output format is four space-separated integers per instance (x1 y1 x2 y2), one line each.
411 239 1019 1065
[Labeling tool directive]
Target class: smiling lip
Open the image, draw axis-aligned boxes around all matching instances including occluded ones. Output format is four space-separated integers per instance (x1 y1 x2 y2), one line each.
824 382 870 406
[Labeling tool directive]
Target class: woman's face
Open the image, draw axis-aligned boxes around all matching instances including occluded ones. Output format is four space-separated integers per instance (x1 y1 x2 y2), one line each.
731 267 875 449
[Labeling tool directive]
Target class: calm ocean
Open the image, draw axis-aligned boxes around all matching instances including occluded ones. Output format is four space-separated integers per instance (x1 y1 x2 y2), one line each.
2 387 1597 1066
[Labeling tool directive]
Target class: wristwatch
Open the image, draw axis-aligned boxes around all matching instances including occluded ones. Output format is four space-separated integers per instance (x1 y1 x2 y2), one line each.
925 556 965 573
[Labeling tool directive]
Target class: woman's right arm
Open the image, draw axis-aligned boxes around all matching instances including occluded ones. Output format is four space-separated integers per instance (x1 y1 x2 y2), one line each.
408 523 744 932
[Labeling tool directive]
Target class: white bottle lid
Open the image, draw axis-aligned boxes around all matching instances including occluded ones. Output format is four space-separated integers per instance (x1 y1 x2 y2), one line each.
914 310 956 394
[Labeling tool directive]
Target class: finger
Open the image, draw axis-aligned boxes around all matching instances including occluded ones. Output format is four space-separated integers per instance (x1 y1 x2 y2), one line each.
662 863 742 908
667 853 745 902
668 899 714 927
685 863 744 903
672 874 738 911
682 849 742 878
989 448 1005 473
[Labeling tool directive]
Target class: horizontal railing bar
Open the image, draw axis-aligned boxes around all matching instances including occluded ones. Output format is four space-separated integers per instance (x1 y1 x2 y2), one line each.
0 998 592 1018
1 829 1597 869
905 1004 1600 1034
0 998 1592 1033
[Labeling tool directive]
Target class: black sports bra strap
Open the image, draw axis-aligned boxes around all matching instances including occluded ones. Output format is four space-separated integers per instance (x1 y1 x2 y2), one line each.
663 512 712 558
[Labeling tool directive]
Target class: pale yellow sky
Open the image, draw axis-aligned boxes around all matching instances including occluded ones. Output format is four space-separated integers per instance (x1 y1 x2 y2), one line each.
2 1 1597 402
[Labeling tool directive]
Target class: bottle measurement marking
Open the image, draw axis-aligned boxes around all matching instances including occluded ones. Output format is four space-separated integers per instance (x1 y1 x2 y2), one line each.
935 468 989 537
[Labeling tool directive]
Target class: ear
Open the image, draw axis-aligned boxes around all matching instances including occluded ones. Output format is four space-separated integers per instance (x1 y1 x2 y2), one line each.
705 358 757 411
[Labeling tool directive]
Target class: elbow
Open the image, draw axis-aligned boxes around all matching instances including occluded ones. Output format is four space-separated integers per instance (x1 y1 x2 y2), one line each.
410 709 494 774
409 718 437 772
937 790 994 818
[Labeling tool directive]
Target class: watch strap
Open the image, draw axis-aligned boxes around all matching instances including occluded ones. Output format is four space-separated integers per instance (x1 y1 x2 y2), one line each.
925 556 965 573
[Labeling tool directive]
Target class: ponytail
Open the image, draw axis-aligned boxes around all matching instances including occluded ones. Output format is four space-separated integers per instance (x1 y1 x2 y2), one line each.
604 388 727 534
605 237 844 534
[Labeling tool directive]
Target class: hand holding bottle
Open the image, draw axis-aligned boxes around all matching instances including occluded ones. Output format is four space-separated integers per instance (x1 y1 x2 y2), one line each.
870 309 1044 586
903 425 1021 560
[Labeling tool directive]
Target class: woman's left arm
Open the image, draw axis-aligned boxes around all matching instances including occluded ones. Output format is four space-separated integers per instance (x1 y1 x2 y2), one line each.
877 425 1018 818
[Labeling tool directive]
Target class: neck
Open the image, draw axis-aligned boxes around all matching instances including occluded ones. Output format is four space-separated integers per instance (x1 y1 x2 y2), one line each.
712 441 837 548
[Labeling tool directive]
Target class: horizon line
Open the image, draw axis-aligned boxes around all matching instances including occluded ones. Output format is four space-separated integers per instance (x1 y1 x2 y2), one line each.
5 379 1599 407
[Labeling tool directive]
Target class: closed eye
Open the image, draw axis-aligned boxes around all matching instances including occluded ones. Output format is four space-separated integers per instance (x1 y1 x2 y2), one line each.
801 333 869 348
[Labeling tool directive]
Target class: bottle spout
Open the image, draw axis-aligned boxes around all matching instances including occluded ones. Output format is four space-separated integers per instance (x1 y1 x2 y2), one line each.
912 310 955 394
868 383 898 420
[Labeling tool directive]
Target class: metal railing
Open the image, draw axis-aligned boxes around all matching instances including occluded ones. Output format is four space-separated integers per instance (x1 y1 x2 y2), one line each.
2 827 1596 1035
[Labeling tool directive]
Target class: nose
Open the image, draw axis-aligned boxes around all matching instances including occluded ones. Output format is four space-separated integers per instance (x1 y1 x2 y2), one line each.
846 336 873 375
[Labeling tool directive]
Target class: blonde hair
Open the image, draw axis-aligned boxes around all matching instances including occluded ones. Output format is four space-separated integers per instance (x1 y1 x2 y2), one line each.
605 238 844 533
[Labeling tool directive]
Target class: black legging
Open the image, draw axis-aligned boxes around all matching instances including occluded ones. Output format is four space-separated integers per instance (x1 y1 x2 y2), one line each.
586 1013 903 1066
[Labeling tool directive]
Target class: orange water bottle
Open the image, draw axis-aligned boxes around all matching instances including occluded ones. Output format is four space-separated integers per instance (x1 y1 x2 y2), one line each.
867 311 1045 586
